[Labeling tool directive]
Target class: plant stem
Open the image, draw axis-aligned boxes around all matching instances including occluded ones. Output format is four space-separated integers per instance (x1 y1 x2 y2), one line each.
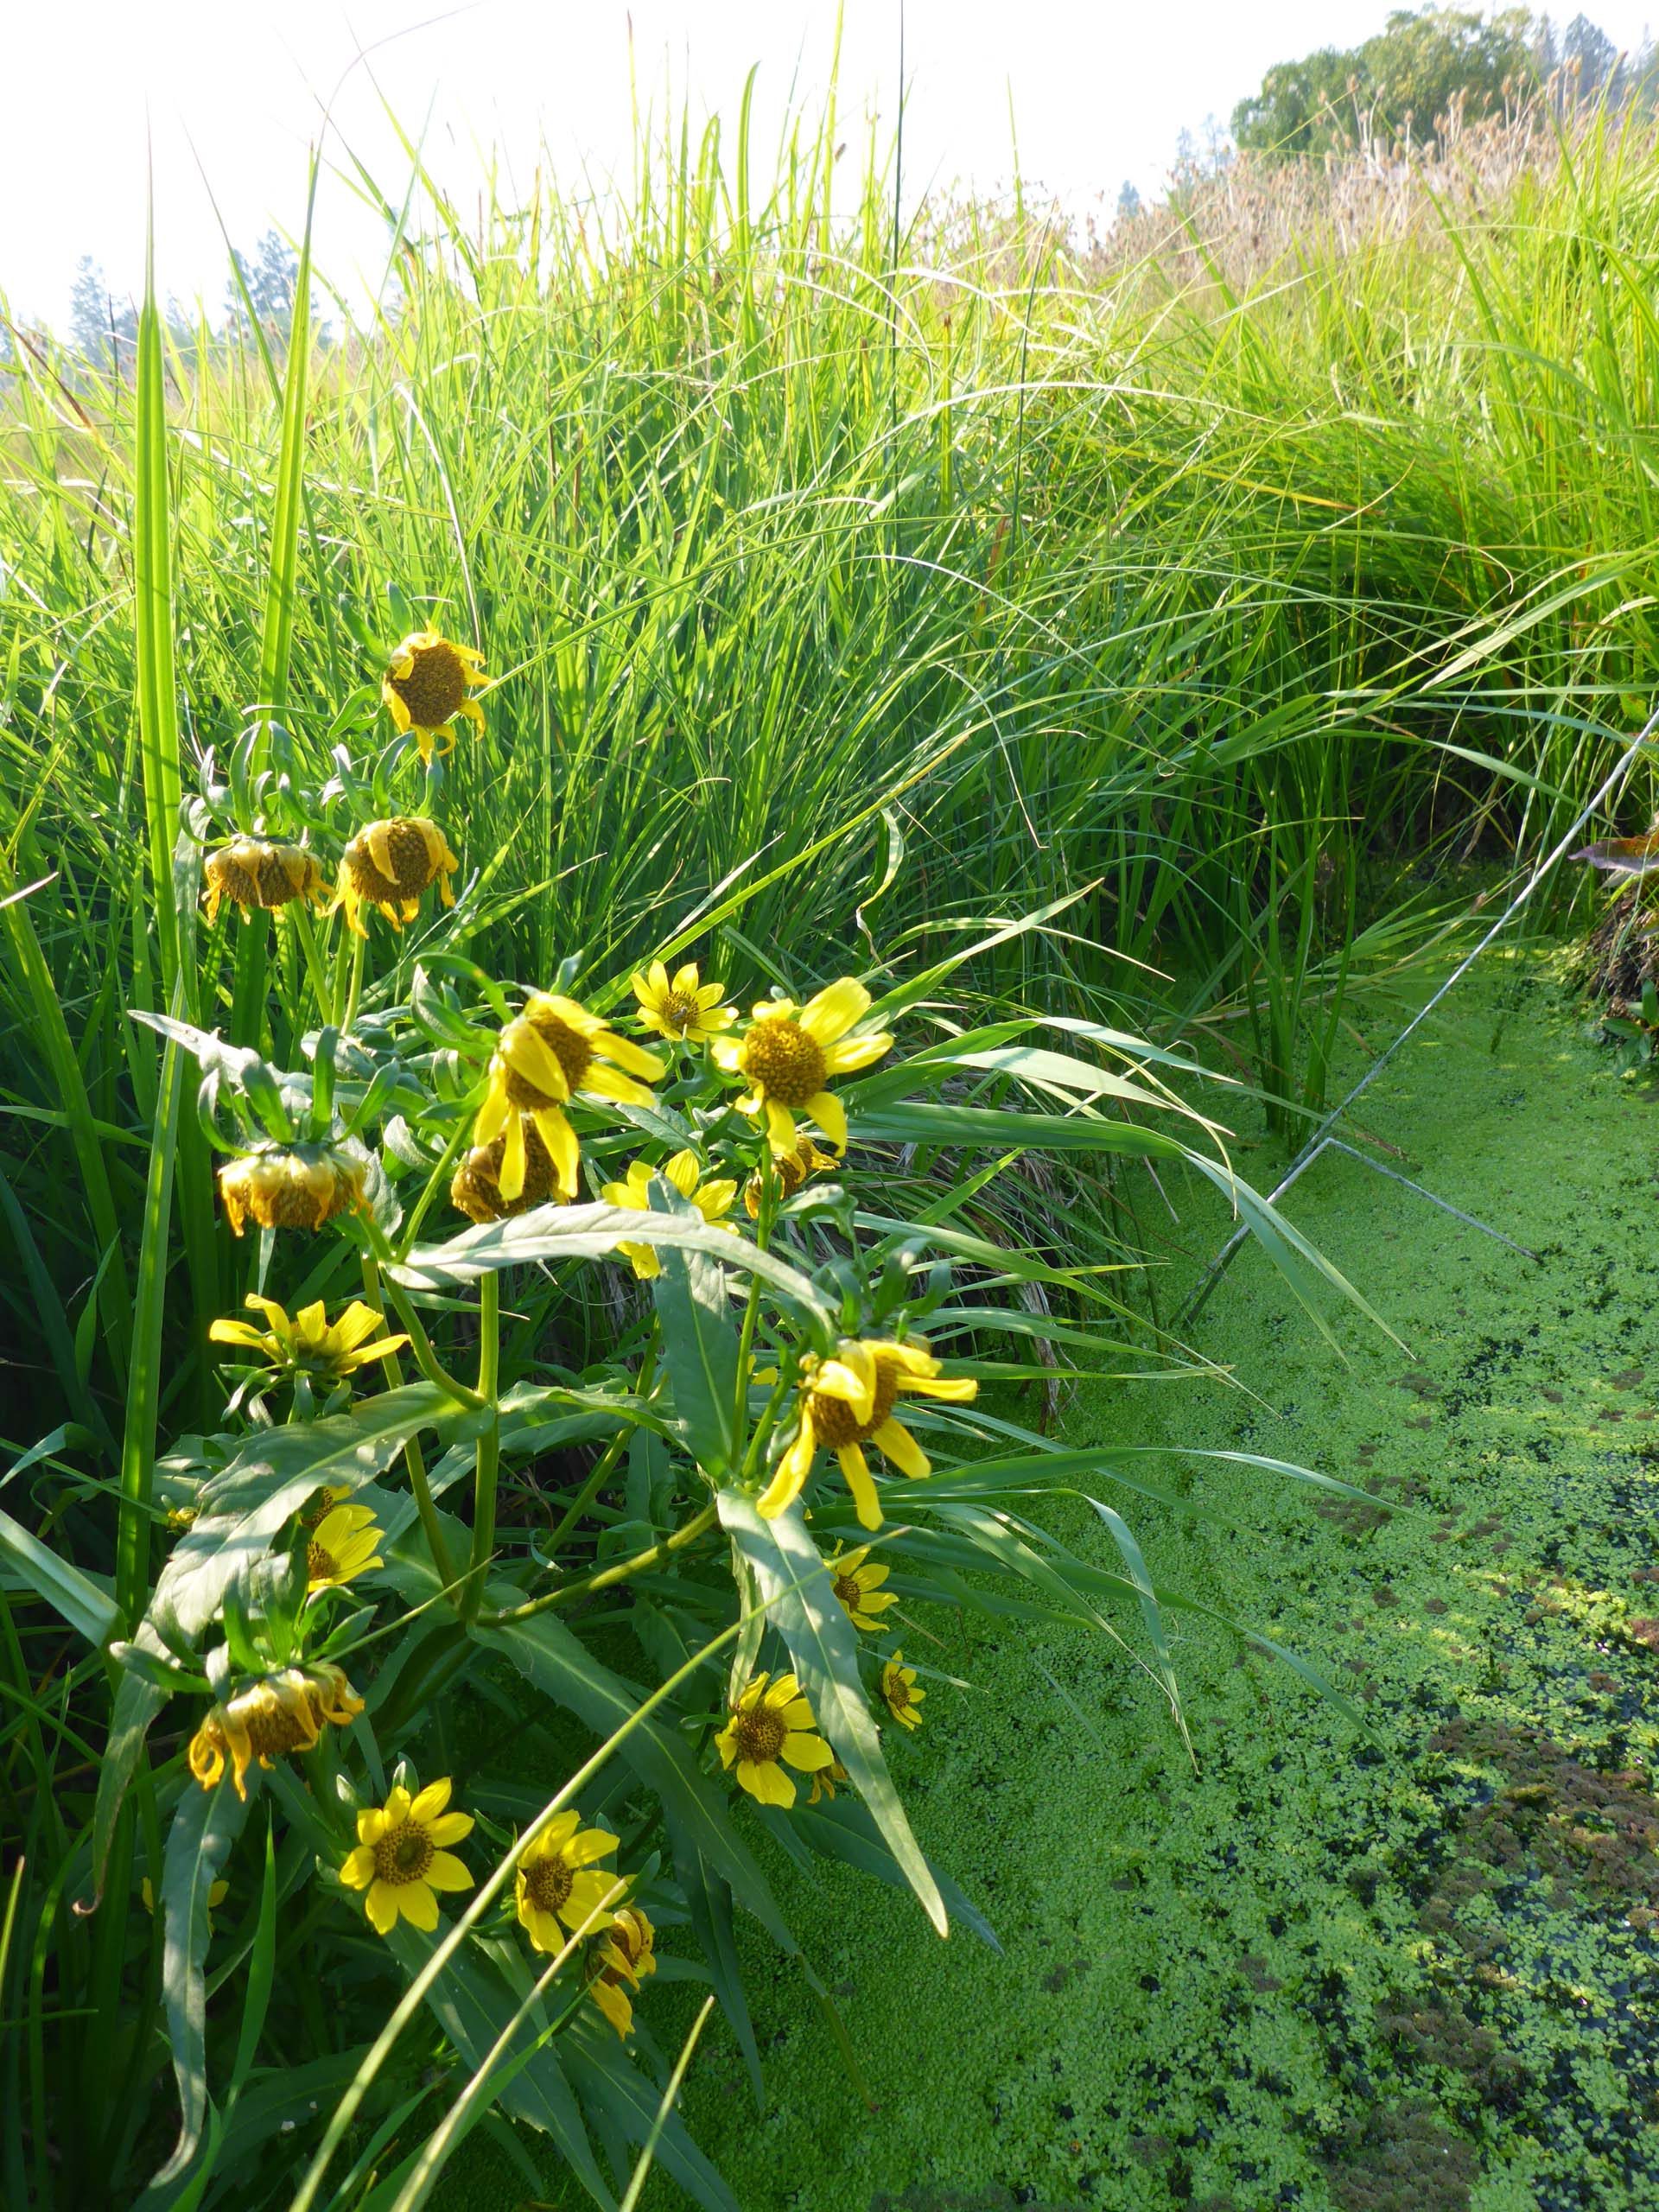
339 927 366 1037
477 1501 718 1629
463 1272 501 1622
360 1253 461 1600
541 1346 656 1559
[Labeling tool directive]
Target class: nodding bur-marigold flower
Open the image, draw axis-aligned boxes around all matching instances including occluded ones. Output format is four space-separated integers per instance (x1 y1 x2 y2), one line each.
599 1148 740 1279
449 1123 566 1224
306 1503 385 1593
760 1336 978 1532
808 1758 849 1806
825 1543 899 1632
880 1650 925 1730
218 1141 365 1239
514 1810 622 1955
586 1906 657 2038
202 839 329 926
333 817 460 937
340 1777 474 1936
711 980 892 1160
474 991 665 1205
187 1663 365 1801
744 1132 840 1218
715 1670 836 1809
630 959 736 1046
208 1294 406 1381
381 630 488 763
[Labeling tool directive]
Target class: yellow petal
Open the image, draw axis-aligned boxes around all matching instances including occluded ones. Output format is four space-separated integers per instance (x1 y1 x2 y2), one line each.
804 1090 847 1153
763 1099 798 1157
836 1445 883 1530
821 1030 893 1076
670 962 701 996
426 1809 474 1846
531 1105 579 1197
566 1825 620 1866
329 1301 388 1353
798 979 870 1045
782 1731 836 1772
397 1879 440 1932
207 1319 268 1347
872 1417 931 1479
340 1846 376 1889
365 1879 400 1935
738 1759 797 1808
757 1419 816 1518
409 1777 453 1825
591 1977 632 2038
663 1149 702 1198
424 1852 474 1892
563 1870 620 1931
499 1111 527 1203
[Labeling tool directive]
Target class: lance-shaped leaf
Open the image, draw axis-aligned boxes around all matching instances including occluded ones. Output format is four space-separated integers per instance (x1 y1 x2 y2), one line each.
149 1771 250 2187
717 1489 946 1935
650 1183 741 1478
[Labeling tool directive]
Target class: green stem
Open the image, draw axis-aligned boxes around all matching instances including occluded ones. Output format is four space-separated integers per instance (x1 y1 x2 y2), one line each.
477 1501 718 1629
463 1273 501 1622
339 927 366 1037
360 1253 461 1601
542 1351 656 1559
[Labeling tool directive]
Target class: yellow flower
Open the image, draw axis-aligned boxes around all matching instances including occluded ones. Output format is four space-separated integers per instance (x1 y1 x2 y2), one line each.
760 1337 977 1531
715 1670 836 1809
218 1142 365 1238
825 1543 899 1631
631 959 735 1045
333 817 461 937
450 1124 568 1223
599 1148 740 1279
586 1906 657 2038
187 1663 365 1801
711 980 892 1159
202 839 329 925
514 1810 622 1954
381 630 488 762
807 1758 849 1806
208 1294 407 1381
340 1777 474 1935
306 1503 385 1593
474 990 665 1204
744 1133 839 1218
880 1650 925 1729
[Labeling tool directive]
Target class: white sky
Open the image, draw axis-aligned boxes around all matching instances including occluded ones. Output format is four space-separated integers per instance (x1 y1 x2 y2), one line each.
4 0 1656 330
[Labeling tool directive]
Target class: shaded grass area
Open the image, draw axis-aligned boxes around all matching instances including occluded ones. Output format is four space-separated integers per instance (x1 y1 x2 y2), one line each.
571 953 1659 2212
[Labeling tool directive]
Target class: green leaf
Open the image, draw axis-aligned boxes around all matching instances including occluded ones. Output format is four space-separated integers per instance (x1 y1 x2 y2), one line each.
0 1504 119 1646
716 1489 946 1934
149 1771 249 2186
650 1186 741 1478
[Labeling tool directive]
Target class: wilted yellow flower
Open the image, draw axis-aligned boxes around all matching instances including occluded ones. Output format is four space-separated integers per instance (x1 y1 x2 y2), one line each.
202 839 329 925
209 1294 406 1381
744 1132 839 1217
187 1663 364 1801
711 980 891 1159
760 1337 977 1531
715 1670 835 1809
807 1758 849 1806
825 1543 899 1631
334 817 461 937
217 1142 365 1238
381 630 487 762
306 1503 385 1593
515 1810 621 1953
586 1906 657 2038
880 1650 925 1729
599 1148 740 1278
631 959 735 1046
340 1777 474 1935
474 990 665 1204
450 1124 567 1223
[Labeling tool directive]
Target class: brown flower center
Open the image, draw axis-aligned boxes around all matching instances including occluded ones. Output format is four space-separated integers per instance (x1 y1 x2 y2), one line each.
523 1853 575 1917
240 1697 311 1761
730 1704 788 1764
373 1822 433 1885
307 1541 338 1582
807 1358 900 1450
832 1571 863 1608
505 1008 594 1109
658 989 702 1033
886 1672 913 1712
346 820 439 904
740 1018 826 1109
451 1125 561 1222
388 639 469 728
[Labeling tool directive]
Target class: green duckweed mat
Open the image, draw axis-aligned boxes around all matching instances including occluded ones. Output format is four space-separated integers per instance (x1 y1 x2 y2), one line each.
465 951 1659 2211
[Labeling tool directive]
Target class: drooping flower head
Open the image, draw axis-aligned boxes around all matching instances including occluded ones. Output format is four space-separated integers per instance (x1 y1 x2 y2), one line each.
340 1777 474 1935
744 1132 839 1218
187 1663 365 1801
807 1758 849 1806
208 1294 406 1382
514 1810 622 1954
450 1123 567 1223
218 1141 365 1238
586 1906 657 2038
334 817 461 937
381 630 487 762
474 991 665 1205
305 1503 385 1593
599 1148 740 1279
760 1337 977 1531
711 980 892 1159
824 1543 899 1632
202 839 329 926
880 1650 925 1730
631 959 735 1046
715 1670 835 1808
